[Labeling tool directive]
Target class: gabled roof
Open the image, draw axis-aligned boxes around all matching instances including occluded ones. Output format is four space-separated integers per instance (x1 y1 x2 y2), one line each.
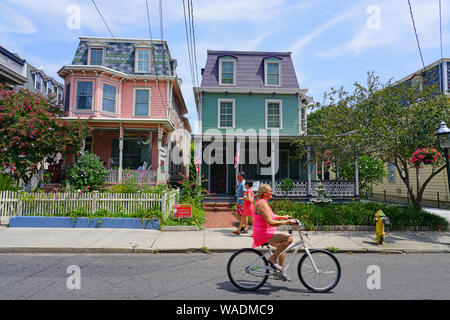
200 50 299 89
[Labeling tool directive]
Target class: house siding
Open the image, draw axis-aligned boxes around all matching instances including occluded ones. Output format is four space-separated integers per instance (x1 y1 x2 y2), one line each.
202 92 299 135
371 164 450 208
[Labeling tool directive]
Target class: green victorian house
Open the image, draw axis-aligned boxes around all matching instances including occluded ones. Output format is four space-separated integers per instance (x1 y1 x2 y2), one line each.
193 50 358 198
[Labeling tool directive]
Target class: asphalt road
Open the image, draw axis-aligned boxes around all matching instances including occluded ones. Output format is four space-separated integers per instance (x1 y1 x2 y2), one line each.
0 253 448 300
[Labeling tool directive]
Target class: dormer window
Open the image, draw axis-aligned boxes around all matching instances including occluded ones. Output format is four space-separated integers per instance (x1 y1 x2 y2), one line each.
218 56 237 86
47 80 53 95
89 48 104 66
135 48 151 73
264 57 282 86
34 72 42 92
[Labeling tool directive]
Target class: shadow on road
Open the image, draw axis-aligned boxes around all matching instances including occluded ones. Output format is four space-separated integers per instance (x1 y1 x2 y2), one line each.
216 280 322 296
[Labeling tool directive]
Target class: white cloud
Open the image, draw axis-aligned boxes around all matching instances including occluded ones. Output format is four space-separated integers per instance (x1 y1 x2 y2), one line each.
0 4 36 34
317 0 450 58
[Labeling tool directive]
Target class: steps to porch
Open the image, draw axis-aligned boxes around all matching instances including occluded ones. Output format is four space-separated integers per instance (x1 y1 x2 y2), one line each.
203 202 239 229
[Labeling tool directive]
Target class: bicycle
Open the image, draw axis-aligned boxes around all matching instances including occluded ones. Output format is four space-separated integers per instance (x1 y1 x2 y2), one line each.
227 219 341 292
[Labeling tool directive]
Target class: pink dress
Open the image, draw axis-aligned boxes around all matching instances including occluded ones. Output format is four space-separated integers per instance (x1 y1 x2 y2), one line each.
241 189 254 217
252 199 277 248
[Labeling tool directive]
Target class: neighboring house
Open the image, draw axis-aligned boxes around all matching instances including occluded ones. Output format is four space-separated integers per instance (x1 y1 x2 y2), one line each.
193 50 358 198
371 58 450 208
0 46 27 89
57 36 191 185
0 46 64 102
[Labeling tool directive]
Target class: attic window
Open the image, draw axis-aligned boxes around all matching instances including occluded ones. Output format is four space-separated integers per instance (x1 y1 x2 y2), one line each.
89 48 104 66
135 48 151 73
218 56 237 86
264 59 281 86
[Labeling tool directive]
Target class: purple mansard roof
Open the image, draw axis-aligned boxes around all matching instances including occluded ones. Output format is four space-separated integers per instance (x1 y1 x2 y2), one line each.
200 50 300 89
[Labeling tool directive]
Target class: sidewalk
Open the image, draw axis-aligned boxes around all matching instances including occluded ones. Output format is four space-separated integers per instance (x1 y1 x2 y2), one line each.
0 226 448 254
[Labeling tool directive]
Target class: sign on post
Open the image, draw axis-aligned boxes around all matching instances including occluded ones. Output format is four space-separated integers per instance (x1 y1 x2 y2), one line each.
173 204 192 218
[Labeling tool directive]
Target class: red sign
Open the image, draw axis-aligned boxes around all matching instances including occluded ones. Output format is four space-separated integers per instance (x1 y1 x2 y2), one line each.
173 204 192 218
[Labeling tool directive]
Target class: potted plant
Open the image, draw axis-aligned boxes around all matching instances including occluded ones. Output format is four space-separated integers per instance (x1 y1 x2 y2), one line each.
410 147 442 168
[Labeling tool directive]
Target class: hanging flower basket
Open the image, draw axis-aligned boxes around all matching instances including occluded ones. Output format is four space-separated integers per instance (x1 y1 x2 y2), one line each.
410 148 442 168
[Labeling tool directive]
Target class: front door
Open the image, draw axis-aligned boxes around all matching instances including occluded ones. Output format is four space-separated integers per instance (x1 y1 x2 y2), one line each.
210 163 227 194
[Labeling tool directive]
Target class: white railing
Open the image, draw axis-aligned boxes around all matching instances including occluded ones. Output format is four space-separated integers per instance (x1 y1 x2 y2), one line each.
107 170 158 184
0 189 180 220
258 180 356 197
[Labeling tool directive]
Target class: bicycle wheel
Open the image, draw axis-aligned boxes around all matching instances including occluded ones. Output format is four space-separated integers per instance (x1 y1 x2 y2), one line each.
227 248 269 291
297 250 341 293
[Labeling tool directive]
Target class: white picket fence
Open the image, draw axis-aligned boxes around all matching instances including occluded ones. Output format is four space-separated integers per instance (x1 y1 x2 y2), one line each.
0 189 180 221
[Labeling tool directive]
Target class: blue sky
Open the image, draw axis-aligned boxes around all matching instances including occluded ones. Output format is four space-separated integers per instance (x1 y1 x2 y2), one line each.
1 0 448 132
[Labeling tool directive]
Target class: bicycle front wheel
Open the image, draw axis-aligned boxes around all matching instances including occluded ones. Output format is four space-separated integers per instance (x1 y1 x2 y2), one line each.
298 250 341 293
227 248 269 291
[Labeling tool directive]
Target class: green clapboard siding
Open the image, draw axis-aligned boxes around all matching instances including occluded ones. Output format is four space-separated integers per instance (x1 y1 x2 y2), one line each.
202 93 299 135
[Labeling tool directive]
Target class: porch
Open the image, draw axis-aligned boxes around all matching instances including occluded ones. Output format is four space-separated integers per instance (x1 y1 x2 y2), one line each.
197 137 360 199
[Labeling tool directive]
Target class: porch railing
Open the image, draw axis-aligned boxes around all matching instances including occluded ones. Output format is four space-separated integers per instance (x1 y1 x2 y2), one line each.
258 180 356 198
107 170 158 184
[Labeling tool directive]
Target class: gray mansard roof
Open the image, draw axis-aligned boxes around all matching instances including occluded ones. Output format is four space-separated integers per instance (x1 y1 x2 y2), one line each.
200 50 299 89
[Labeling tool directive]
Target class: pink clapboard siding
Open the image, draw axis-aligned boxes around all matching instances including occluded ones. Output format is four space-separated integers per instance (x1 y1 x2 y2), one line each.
65 72 168 118
120 80 167 118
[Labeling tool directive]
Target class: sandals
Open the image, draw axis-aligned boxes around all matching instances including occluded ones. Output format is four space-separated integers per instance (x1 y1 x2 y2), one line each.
268 260 292 282
232 230 240 235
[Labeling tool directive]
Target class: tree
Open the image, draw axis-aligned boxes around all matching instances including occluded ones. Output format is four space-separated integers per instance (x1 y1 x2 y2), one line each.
336 155 387 198
0 86 90 186
294 72 449 211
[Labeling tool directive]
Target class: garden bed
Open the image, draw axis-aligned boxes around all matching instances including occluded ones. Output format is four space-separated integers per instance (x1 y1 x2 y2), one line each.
270 200 449 231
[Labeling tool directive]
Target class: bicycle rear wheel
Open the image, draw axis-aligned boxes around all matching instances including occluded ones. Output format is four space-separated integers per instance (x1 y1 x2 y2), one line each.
297 250 341 293
227 248 269 291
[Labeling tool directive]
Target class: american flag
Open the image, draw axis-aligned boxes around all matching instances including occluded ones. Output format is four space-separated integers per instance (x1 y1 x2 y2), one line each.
234 142 241 169
194 141 201 172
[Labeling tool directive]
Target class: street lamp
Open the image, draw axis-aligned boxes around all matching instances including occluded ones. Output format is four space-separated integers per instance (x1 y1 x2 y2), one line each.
436 121 450 192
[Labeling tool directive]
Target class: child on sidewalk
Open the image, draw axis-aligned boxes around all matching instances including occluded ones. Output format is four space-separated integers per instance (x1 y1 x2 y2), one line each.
233 181 254 235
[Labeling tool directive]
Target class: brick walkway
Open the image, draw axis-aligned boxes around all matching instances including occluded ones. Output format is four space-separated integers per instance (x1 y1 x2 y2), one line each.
204 203 239 228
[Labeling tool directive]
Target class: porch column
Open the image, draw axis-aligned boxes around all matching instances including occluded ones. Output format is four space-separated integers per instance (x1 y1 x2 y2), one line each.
354 156 360 197
307 146 311 197
118 124 123 183
157 124 162 184
271 141 276 193
321 161 325 180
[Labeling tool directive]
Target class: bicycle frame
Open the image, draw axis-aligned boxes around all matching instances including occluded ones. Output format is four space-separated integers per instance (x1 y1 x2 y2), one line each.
246 224 320 278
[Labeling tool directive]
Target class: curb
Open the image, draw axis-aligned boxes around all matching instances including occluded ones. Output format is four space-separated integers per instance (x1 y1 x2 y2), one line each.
0 247 447 254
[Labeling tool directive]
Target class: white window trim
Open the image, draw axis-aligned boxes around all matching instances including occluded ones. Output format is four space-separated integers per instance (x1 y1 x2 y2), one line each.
218 57 237 86
75 80 95 110
47 80 54 95
34 72 42 92
265 99 283 129
133 87 151 117
264 60 282 87
217 98 235 129
101 82 118 114
135 48 152 73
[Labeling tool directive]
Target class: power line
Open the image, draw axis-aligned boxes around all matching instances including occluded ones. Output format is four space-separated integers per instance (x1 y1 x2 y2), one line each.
189 0 200 89
90 0 117 43
183 0 196 88
439 0 443 60
407 0 426 70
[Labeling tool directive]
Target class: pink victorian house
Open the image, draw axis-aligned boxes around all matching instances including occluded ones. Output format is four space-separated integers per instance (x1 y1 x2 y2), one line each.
57 37 191 185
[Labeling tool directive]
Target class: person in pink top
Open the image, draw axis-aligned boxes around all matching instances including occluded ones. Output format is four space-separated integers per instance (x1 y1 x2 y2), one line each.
233 181 254 235
252 184 296 280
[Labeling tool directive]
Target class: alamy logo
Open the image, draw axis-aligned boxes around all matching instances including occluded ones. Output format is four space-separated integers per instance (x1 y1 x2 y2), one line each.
66 5 81 30
66 265 81 290
366 5 381 30
366 265 381 289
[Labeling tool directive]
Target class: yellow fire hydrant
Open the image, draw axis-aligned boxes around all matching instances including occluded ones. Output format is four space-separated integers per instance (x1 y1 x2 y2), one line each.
375 210 390 245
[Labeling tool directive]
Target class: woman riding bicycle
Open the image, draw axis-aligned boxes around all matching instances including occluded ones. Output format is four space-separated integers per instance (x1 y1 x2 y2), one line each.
253 184 297 279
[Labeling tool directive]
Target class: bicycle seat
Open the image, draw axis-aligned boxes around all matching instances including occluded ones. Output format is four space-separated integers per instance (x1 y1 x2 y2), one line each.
261 242 270 248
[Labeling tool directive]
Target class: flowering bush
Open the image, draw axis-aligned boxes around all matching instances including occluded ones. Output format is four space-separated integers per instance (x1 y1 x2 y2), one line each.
0 85 90 185
66 152 108 191
410 147 442 168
